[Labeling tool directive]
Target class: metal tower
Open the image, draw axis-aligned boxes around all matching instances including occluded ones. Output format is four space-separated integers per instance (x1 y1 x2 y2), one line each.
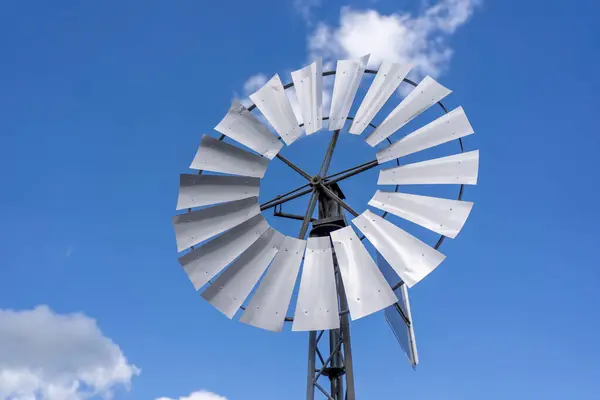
172 55 479 400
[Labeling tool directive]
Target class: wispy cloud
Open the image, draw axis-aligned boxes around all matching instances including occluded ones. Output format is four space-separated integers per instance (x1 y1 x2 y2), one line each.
293 0 322 23
243 74 268 95
241 0 479 126
308 0 481 79
156 390 228 400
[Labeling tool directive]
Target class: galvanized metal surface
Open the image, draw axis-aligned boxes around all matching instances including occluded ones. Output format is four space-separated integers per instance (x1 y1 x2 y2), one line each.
190 135 269 178
201 228 285 318
215 99 283 159
179 214 269 290
249 74 303 145
291 59 323 134
328 55 369 131
175 62 474 340
368 190 474 238
330 226 397 320
348 62 411 135
376 106 473 164
378 253 419 368
378 150 479 185
366 76 452 146
352 210 446 287
176 174 260 209
240 236 306 332
293 237 340 331
384 290 419 367
172 197 261 252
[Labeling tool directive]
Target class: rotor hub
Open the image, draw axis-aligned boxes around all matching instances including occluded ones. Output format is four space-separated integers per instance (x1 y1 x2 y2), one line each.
310 175 322 186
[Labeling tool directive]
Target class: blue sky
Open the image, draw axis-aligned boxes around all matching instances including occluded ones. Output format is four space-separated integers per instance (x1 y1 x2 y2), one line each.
1 0 600 399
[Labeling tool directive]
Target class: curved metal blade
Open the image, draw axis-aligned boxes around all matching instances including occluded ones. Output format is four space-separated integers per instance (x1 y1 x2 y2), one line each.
376 106 473 164
172 197 260 252
368 190 474 239
385 284 418 368
378 150 479 185
291 58 323 134
352 210 446 287
348 61 411 135
366 76 452 146
328 54 369 131
179 214 269 290
215 99 283 159
201 228 285 318
292 237 339 331
378 252 418 368
240 236 306 332
249 74 302 146
176 174 260 210
330 226 397 320
190 135 269 178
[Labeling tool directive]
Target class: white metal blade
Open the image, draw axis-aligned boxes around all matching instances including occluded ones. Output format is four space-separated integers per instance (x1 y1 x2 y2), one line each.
190 135 269 178
214 99 283 159
179 214 269 290
328 54 369 131
291 59 323 134
368 190 474 239
172 197 260 252
176 174 260 210
292 237 339 331
348 61 411 135
240 236 306 332
388 284 419 367
249 74 302 146
366 76 452 146
201 228 285 318
330 226 397 320
378 150 479 185
376 106 474 164
352 210 446 287
378 253 418 368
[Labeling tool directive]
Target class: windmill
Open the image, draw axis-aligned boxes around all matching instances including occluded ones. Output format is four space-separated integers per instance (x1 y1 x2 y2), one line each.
173 55 478 399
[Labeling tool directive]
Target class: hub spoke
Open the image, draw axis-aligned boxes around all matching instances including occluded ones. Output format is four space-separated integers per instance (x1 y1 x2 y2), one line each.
260 183 310 207
323 160 377 181
318 183 360 217
324 160 379 185
298 188 320 239
319 130 341 176
260 187 313 211
276 154 312 181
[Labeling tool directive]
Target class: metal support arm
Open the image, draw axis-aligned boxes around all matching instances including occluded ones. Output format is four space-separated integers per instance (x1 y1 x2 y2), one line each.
260 159 379 212
276 153 312 181
319 184 360 218
324 160 379 185
274 209 316 222
260 187 313 211
319 130 341 176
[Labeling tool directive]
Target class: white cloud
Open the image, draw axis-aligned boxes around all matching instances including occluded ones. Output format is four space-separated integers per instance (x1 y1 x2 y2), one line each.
293 0 322 23
239 0 479 129
0 305 139 400
242 74 268 95
308 0 480 78
156 390 227 400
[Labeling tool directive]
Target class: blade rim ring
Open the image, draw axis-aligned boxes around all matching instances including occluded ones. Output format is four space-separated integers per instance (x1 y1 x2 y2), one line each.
182 67 466 321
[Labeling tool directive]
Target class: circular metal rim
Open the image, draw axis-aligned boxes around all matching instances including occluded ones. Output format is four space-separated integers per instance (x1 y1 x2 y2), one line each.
189 67 466 322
